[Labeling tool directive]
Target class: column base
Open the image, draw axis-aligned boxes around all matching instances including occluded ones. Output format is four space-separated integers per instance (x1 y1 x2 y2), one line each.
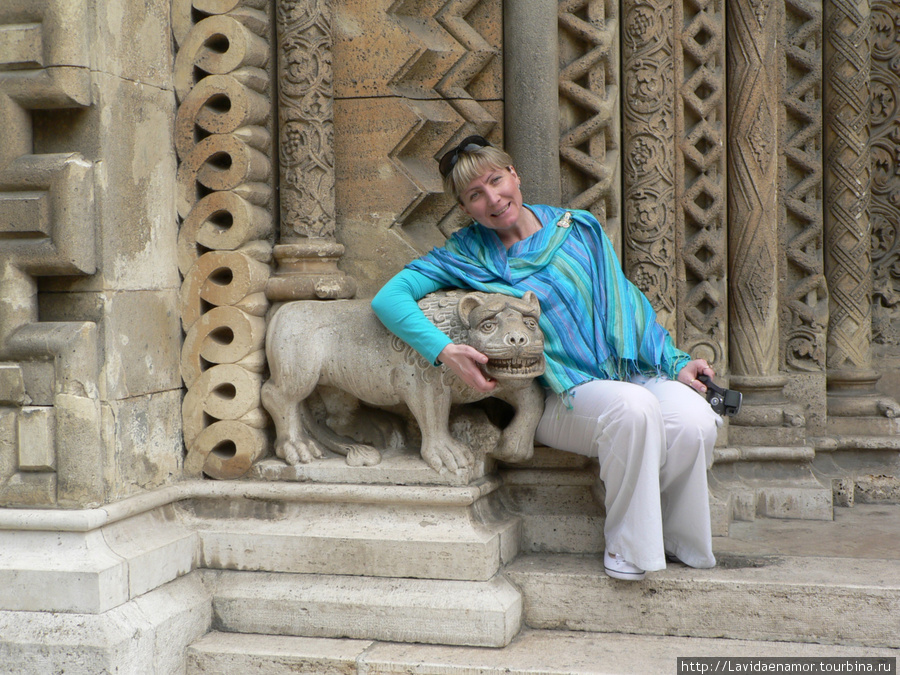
266 241 357 301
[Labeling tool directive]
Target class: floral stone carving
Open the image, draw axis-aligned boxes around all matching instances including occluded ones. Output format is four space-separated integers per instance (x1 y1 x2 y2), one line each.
262 290 546 474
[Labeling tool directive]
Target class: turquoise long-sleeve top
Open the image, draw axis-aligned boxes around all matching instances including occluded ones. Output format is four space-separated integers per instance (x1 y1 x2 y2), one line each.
371 205 690 394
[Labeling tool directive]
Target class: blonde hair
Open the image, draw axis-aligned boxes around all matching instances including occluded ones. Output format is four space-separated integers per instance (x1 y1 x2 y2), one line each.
443 144 515 202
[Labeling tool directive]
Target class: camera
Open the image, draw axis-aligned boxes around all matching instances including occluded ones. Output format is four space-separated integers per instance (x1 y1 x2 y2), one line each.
696 374 742 416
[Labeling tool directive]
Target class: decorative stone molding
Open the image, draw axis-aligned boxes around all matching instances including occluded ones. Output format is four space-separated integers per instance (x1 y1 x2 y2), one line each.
558 0 621 250
0 1 100 507
267 0 356 301
622 0 677 335
824 0 900 420
726 0 805 440
674 0 728 372
871 1 900 347
173 0 276 479
782 0 827 374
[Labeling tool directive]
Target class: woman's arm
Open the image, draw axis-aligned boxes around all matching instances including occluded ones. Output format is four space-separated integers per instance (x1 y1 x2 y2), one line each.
371 268 451 364
371 268 497 393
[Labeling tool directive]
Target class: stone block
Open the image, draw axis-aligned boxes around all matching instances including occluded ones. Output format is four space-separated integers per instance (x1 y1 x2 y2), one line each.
90 0 174 90
17 405 54 471
187 632 369 675
0 573 210 675
102 505 198 599
39 289 182 399
756 486 833 520
102 390 184 500
506 553 900 648
0 364 26 405
0 529 128 613
182 492 517 581
208 569 522 647
35 71 178 292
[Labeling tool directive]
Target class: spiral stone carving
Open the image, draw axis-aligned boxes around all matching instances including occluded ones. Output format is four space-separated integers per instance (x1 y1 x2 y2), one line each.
173 0 275 478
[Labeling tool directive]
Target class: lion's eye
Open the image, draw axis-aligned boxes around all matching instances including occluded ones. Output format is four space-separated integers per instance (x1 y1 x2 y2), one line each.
524 318 537 330
480 321 496 333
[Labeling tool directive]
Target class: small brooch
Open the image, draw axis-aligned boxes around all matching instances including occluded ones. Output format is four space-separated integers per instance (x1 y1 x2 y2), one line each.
557 211 572 228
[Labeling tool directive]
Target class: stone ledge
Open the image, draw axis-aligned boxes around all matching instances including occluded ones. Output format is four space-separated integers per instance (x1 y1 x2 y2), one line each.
186 629 900 675
205 569 523 648
505 552 900 648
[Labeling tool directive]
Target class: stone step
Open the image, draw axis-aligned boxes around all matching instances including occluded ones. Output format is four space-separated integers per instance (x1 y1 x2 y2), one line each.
204 569 522 648
505 551 900 649
186 629 900 675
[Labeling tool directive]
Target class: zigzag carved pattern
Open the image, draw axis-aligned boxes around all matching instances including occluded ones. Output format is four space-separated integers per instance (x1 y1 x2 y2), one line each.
824 0 874 369
675 0 728 371
558 0 619 238
782 0 827 371
387 0 501 247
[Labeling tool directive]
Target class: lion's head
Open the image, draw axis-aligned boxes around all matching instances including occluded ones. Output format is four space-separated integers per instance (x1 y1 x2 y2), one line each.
456 291 545 381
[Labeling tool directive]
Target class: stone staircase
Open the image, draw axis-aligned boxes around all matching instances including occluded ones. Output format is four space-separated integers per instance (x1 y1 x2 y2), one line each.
182 497 900 675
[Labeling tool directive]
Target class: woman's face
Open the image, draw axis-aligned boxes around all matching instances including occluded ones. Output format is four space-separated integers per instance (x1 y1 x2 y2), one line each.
458 165 524 234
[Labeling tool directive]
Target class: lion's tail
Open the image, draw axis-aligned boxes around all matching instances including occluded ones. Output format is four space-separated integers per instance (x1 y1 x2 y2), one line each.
298 400 382 467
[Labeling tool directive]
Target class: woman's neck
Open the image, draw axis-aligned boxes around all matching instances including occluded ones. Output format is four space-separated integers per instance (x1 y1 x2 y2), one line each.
496 206 541 248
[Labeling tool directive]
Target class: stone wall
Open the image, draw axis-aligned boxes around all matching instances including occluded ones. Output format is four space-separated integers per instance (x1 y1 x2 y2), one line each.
0 0 181 509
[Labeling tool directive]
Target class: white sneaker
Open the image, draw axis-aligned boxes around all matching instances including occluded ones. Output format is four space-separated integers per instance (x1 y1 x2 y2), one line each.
603 550 646 581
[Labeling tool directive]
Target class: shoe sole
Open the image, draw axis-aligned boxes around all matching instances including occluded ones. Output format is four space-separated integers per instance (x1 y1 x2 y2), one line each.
603 566 646 581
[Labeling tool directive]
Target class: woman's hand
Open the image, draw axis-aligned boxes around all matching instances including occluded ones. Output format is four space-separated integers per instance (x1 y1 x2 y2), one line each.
438 343 497 393
678 358 715 394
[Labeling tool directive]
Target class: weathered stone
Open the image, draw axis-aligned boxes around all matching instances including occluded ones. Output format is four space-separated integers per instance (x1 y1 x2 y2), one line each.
16 406 54 471
207 569 522 648
263 290 545 474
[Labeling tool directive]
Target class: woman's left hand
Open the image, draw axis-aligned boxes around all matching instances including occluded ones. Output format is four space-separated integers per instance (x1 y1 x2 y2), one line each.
677 359 715 394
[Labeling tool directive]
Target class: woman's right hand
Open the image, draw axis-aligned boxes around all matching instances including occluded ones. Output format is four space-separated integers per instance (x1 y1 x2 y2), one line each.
437 343 497 393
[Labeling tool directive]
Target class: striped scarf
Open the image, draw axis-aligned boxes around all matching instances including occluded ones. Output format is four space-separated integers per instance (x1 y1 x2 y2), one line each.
407 205 690 394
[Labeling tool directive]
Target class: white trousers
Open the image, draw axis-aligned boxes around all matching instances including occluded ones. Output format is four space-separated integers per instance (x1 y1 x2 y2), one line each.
534 376 720 572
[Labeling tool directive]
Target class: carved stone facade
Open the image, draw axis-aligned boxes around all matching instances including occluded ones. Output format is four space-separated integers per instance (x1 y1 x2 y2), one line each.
2 0 900 668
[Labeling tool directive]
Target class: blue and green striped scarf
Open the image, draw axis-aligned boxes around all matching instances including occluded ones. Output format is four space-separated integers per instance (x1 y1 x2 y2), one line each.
407 205 690 394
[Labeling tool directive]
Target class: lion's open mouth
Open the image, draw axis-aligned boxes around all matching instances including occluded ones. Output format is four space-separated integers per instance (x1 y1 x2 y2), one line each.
484 356 545 378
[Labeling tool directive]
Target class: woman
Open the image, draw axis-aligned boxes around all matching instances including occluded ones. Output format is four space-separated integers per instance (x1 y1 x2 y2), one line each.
371 136 720 580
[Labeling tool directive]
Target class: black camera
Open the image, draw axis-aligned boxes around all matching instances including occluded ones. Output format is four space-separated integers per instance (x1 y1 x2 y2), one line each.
696 375 742 416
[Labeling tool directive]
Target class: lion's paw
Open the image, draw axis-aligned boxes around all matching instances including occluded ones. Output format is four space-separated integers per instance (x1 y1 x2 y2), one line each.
494 435 535 464
275 437 325 466
421 437 475 475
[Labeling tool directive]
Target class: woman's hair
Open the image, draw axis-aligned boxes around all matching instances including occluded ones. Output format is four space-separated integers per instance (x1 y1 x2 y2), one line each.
443 144 515 202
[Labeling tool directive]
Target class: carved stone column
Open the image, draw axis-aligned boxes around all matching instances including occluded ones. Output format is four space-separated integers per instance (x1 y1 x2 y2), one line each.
268 0 356 301
726 0 804 442
823 0 900 424
675 0 728 374
558 0 621 251
622 0 677 335
781 0 828 429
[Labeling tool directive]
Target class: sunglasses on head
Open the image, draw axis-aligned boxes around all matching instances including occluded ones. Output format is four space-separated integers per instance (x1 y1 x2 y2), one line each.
438 135 491 177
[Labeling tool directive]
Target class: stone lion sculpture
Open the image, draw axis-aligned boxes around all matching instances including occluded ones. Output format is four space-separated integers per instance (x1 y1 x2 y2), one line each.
261 290 546 474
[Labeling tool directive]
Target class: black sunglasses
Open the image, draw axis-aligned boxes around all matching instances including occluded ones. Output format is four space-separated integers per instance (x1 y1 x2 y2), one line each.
438 135 491 177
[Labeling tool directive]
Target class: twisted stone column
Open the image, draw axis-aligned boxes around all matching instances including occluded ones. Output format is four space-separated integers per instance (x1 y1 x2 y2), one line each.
823 0 899 420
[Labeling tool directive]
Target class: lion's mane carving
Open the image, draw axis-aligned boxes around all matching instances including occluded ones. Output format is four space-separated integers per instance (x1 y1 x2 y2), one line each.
261 290 546 474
